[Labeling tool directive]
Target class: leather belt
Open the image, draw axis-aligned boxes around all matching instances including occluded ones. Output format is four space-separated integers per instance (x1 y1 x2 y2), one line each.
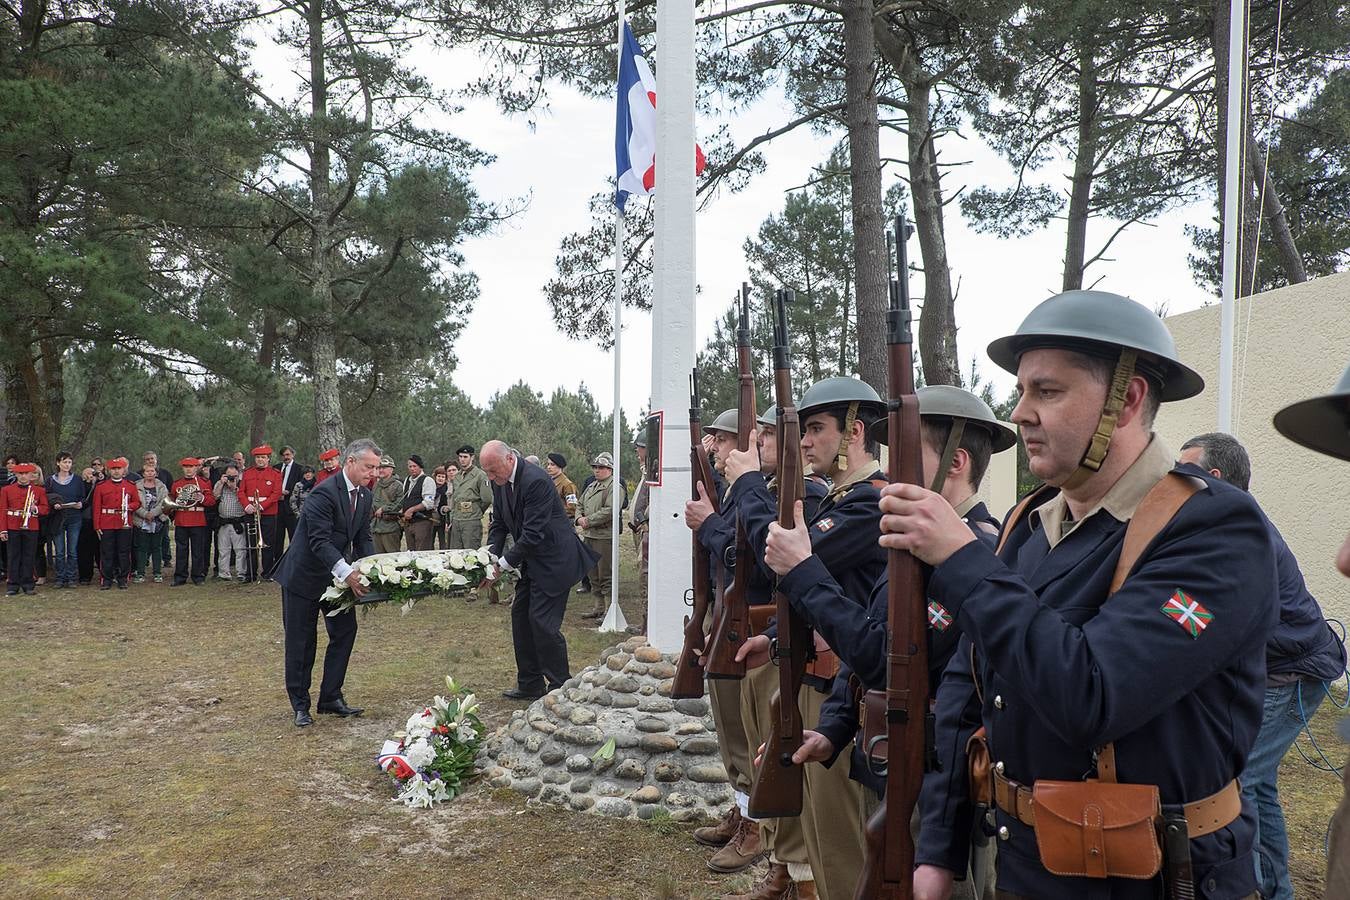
748 605 775 635
101 508 123 514
993 769 1241 839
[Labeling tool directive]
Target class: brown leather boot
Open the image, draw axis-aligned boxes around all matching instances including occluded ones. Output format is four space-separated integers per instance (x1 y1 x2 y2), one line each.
721 862 793 899
791 880 817 899
693 806 741 847
707 818 766 873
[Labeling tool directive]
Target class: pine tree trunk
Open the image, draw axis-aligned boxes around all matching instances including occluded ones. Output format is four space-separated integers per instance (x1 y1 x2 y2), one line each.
249 314 278 447
1 361 37 462
842 0 888 395
307 0 347 451
1245 133 1307 285
1063 39 1098 292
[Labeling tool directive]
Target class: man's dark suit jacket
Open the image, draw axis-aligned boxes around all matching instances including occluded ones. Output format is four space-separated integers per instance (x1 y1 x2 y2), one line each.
488 458 596 586
275 461 305 500
275 471 374 599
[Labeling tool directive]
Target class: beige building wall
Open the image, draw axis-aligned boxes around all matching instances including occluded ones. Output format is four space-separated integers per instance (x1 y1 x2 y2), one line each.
1155 272 1350 623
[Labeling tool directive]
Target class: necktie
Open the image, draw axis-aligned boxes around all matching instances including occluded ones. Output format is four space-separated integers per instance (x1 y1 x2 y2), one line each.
350 487 358 517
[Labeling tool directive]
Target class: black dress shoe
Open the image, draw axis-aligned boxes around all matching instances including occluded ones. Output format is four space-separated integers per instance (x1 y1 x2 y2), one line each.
100 582 112 591
501 688 546 701
294 709 313 727
316 700 364 717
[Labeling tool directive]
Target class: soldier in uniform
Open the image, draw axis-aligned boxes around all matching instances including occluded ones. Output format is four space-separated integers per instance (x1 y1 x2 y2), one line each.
240 444 282 581
169 458 215 586
92 457 140 590
576 452 616 620
314 448 340 484
370 457 404 554
762 386 1016 900
1272 361 1350 899
2 463 49 595
882 291 1276 899
683 408 765 875
631 431 651 596
721 377 888 900
544 453 578 518
448 444 493 550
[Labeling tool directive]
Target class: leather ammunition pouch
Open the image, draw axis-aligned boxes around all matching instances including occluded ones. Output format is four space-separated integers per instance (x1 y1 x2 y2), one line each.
748 605 775 636
1027 778 1163 879
966 726 992 808
803 645 839 693
860 687 886 765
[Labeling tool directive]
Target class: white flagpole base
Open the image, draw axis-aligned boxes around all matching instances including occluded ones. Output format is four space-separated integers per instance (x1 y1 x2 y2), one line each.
599 598 630 634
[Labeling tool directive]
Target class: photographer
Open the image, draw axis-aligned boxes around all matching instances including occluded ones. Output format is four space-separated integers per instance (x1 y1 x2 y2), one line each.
213 465 248 581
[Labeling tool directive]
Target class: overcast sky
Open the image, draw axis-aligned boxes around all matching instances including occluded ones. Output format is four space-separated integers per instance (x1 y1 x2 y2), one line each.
252 23 1226 420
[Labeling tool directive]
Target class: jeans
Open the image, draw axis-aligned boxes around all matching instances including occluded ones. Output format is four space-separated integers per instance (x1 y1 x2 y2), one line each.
51 516 81 584
1242 678 1326 900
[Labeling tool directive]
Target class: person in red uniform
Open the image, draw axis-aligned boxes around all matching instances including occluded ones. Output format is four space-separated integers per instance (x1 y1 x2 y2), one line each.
2 463 50 595
239 444 282 581
314 448 340 485
170 458 216 587
92 457 139 590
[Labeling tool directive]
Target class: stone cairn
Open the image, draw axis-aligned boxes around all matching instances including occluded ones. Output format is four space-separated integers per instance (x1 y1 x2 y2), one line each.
478 635 732 822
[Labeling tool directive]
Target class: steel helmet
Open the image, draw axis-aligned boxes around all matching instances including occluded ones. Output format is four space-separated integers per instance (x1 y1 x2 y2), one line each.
632 429 647 448
702 409 742 437
867 385 1018 453
986 290 1204 402
1273 362 1350 460
757 407 780 429
797 376 887 419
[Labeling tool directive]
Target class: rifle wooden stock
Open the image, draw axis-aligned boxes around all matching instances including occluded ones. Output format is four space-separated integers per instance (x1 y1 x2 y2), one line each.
747 289 808 818
705 286 755 680
854 217 928 900
672 370 719 700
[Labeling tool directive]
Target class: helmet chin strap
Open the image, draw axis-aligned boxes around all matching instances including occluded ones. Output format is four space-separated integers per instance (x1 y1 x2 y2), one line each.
834 401 859 476
1061 349 1138 491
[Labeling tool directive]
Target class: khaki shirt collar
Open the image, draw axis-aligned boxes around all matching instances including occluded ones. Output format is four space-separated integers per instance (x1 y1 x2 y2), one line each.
1034 435 1175 550
954 494 979 518
824 458 879 505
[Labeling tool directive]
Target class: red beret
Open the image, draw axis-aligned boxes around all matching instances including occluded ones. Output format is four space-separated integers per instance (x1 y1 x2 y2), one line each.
9 463 35 474
250 444 273 457
319 448 340 461
179 457 202 467
107 457 129 468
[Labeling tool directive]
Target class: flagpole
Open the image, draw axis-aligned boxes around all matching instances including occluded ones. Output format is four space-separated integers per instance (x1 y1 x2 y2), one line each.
601 3 629 635
1217 0 1246 434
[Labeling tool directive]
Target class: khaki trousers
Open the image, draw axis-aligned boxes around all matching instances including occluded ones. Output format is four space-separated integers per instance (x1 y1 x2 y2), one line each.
1330 750 1350 898
708 676 752 795
801 685 866 900
404 518 434 551
373 531 402 555
448 518 482 550
741 662 809 866
583 536 611 612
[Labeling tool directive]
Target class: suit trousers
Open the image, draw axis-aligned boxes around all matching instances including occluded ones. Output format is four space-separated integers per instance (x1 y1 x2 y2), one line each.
5 531 39 588
708 677 753 797
741 661 809 867
509 573 571 693
448 518 483 550
373 530 402 555
99 529 133 584
173 526 208 584
404 518 434 551
281 588 358 711
800 683 866 900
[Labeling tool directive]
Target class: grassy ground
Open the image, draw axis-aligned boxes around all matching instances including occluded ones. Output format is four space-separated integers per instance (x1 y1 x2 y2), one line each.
1 541 1344 898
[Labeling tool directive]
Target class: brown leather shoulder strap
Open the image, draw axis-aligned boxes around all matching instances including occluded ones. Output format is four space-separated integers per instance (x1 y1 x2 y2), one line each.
1107 471 1204 596
869 478 889 490
994 483 1056 555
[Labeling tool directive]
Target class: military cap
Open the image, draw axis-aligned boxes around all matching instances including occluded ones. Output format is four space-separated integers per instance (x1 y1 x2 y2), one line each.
591 452 614 468
1274 362 1350 460
250 444 273 457
9 463 35 475
178 457 202 467
456 444 475 455
107 457 129 469
318 448 340 462
866 385 1018 453
548 452 567 468
378 456 395 468
986 290 1203 402
702 409 742 437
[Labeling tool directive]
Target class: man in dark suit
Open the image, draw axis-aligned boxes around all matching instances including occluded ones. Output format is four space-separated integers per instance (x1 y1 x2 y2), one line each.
481 440 598 700
274 438 381 727
274 445 305 552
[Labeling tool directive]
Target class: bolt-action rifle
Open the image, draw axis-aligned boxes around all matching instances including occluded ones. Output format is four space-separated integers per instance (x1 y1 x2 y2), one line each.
705 284 754 679
855 214 932 900
747 288 809 818
671 368 719 700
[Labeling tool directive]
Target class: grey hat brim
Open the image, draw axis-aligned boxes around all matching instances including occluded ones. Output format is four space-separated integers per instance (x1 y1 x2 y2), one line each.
866 414 1019 454
1273 393 1350 461
986 332 1205 403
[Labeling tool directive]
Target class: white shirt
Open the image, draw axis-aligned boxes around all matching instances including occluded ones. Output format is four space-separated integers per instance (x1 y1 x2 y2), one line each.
331 471 362 582
405 471 436 510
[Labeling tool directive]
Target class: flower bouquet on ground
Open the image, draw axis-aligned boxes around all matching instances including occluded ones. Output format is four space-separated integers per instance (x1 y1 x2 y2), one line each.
321 548 504 616
377 676 486 808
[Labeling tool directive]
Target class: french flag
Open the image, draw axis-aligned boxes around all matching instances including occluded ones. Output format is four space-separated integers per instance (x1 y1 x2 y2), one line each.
614 21 705 213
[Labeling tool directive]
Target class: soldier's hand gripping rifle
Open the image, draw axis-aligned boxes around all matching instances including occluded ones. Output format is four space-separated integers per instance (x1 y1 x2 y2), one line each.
747 288 809 818
855 214 931 900
705 284 755 679
672 368 720 700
